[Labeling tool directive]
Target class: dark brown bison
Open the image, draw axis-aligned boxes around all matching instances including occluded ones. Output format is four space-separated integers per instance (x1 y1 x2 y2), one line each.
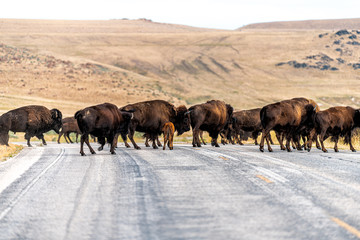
307 106 360 152
119 100 190 149
187 100 233 147
232 108 268 145
0 105 62 147
57 117 81 144
162 122 175 150
75 103 133 156
259 98 318 152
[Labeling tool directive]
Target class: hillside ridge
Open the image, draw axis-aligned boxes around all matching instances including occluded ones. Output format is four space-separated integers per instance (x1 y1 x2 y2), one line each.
240 18 360 30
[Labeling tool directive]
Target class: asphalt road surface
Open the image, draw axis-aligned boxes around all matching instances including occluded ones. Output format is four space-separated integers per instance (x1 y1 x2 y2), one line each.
0 142 359 239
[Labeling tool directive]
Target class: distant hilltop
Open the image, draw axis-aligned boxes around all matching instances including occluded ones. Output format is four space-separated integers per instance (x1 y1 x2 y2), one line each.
240 18 360 30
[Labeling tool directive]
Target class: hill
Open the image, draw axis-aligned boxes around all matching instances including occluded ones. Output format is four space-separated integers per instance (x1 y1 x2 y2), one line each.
240 18 360 30
1 18 360 116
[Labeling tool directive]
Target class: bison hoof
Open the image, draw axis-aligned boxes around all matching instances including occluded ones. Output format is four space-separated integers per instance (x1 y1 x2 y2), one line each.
322 149 328 153
352 149 356 152
259 147 264 152
170 147 173 150
307 148 311 152
111 151 116 155
135 146 141 150
268 148 273 152
80 152 86 156
91 151 96 154
98 147 103 151
153 146 158 149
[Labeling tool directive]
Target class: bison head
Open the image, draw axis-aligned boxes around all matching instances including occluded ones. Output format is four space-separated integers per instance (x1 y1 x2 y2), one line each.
50 109 63 134
174 105 191 135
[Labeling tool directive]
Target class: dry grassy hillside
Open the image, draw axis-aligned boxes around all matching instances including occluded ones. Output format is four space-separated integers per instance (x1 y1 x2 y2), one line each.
241 18 360 30
1 19 360 116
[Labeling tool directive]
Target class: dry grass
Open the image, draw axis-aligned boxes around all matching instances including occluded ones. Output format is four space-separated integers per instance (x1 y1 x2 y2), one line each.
0 144 24 161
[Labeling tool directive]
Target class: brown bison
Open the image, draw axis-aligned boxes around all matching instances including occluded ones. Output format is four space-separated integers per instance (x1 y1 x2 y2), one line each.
0 105 62 147
187 100 233 147
232 108 271 145
119 100 190 149
162 122 175 150
57 117 81 144
307 106 360 152
75 103 133 156
259 98 318 152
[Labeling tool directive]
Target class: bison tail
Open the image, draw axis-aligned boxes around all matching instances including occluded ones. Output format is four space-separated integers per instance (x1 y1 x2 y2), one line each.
74 110 82 121
74 110 87 134
260 107 267 129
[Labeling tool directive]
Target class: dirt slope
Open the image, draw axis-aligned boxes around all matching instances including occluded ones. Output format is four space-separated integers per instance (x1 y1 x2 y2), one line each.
1 19 360 116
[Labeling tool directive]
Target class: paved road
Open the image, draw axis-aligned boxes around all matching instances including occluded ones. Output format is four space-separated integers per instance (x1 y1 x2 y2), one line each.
0 142 359 239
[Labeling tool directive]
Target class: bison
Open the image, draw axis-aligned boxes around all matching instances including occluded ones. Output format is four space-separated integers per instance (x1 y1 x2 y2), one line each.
259 98 318 152
0 105 62 147
57 117 81 144
232 108 274 146
187 100 233 147
119 100 190 149
74 103 133 156
162 122 175 150
307 106 360 152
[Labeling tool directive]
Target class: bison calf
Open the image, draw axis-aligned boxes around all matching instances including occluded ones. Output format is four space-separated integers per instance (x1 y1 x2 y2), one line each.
162 122 175 150
0 105 62 147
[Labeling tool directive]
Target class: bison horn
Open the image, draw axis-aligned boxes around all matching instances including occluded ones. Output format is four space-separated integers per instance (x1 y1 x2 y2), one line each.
131 113 134 119
184 110 192 115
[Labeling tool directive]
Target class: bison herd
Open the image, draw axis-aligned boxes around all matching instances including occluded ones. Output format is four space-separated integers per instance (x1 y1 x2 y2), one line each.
0 97 359 156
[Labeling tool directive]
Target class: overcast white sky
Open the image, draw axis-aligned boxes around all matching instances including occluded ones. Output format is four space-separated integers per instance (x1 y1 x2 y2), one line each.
1 0 360 29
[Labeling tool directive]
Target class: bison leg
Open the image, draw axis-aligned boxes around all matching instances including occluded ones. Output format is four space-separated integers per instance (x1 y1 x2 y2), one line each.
80 134 95 155
36 134 47 146
63 133 70 143
200 131 206 145
0 133 9 146
285 133 292 152
268 133 274 145
236 134 243 145
156 136 162 147
98 137 106 151
210 132 220 147
192 128 201 147
25 133 32 147
66 133 73 143
333 136 339 152
169 131 174 150
109 135 116 154
318 129 328 153
128 128 141 150
260 129 272 152
144 135 151 147
152 138 158 149
252 131 259 145
348 134 356 152
57 132 63 144
163 133 168 150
